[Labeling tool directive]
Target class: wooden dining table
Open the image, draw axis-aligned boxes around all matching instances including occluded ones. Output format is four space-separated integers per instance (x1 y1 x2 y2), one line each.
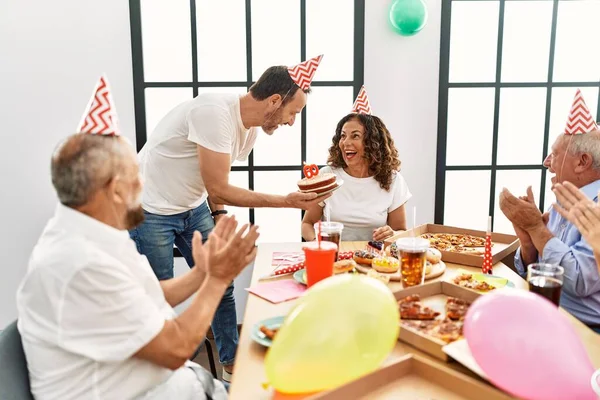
228 241 600 399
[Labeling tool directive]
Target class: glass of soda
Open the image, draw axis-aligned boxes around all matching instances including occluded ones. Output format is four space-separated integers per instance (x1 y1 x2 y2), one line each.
314 222 344 261
396 237 430 288
527 263 564 306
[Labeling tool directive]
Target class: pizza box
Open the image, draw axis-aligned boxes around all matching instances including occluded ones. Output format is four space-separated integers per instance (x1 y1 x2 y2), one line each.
394 281 480 361
389 224 520 268
310 354 513 400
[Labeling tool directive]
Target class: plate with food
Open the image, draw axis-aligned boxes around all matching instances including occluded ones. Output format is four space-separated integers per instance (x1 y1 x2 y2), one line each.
293 269 307 285
251 316 285 347
293 259 357 286
451 269 514 292
354 248 446 281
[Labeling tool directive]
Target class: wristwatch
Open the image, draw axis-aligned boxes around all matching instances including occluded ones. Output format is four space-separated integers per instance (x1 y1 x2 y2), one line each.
211 210 228 217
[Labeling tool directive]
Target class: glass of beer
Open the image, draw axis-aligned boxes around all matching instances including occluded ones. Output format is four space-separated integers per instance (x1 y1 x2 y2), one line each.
396 237 430 288
302 241 338 287
527 263 564 306
314 222 344 260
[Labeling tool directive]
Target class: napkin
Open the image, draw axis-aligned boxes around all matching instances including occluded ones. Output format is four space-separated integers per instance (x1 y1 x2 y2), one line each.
247 280 307 304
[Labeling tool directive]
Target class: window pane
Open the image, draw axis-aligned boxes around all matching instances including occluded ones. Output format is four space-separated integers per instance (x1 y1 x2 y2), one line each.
497 88 547 165
251 0 300 81
547 87 599 155
226 171 251 227
446 88 495 166
254 172 302 243
306 87 354 165
493 169 542 234
145 88 193 137
553 0 600 82
306 0 353 81
197 87 249 166
196 0 247 81
196 87 248 95
253 124 301 166
501 1 552 83
444 171 491 230
542 171 554 212
141 0 192 82
449 1 499 83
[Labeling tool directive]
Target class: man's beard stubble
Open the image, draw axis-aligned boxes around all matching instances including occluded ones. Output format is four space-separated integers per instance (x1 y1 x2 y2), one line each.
125 205 145 230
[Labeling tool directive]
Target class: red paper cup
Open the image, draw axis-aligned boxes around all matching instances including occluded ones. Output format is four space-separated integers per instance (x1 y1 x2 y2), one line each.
302 241 337 287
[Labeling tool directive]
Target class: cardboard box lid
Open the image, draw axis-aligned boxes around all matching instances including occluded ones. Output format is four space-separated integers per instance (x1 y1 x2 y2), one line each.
389 224 520 268
310 354 512 399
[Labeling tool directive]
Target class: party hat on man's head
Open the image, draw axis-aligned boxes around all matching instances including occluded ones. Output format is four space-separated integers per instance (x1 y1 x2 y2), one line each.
287 55 323 91
563 89 598 135
351 86 372 115
76 75 120 136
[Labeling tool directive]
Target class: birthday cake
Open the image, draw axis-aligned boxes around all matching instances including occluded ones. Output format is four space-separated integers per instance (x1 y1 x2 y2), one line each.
297 163 338 194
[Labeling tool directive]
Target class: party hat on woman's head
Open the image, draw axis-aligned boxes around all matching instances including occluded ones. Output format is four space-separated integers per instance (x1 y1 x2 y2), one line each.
351 86 372 115
287 55 323 90
76 75 120 136
563 89 598 135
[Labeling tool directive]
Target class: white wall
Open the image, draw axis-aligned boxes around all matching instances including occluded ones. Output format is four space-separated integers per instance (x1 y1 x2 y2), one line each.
0 0 442 328
365 0 442 227
0 0 136 327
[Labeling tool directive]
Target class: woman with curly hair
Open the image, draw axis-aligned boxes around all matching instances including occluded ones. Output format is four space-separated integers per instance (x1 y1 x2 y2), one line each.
301 87 411 242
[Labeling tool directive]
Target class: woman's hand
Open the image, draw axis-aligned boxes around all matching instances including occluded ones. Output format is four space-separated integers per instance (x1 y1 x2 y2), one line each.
373 225 394 241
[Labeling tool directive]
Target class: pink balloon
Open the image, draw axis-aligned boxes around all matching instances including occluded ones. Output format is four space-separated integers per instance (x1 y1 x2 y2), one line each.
464 290 596 400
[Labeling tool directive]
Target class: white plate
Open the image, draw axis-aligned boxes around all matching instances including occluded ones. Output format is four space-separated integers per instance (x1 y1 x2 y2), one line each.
317 179 344 206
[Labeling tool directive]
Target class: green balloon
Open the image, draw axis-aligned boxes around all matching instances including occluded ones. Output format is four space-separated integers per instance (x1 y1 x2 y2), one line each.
389 0 428 36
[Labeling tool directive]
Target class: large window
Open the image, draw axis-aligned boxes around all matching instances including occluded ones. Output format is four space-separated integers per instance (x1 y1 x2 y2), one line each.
436 0 600 234
129 0 365 244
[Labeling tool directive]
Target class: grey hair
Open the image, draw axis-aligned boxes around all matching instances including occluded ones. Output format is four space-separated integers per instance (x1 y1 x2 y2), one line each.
51 133 126 207
566 130 600 171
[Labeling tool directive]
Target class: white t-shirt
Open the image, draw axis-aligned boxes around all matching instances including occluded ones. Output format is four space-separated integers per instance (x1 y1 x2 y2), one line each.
321 166 412 241
139 93 258 215
16 205 221 400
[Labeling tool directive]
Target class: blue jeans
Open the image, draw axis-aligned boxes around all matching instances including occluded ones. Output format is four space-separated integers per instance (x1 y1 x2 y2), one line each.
130 201 238 366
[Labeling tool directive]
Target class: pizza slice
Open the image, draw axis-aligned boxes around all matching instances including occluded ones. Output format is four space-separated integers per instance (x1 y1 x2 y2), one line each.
398 295 441 320
429 319 464 343
446 297 471 320
402 319 463 343
453 273 496 292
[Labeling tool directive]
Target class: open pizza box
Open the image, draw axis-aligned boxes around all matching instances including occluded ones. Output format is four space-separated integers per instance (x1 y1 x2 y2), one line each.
386 224 520 268
309 354 513 400
394 281 480 361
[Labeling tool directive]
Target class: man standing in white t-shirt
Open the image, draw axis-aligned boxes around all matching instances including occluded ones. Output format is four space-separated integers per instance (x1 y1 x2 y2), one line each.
17 78 258 399
131 56 327 380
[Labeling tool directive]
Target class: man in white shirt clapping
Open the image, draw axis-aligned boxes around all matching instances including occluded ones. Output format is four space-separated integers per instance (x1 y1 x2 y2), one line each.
16 77 257 399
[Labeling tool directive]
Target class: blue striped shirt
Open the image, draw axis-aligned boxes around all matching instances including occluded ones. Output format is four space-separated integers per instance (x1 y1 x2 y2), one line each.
515 180 600 325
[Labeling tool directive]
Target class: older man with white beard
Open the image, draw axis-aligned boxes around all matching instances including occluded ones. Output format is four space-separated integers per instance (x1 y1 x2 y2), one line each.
499 90 600 332
16 78 258 399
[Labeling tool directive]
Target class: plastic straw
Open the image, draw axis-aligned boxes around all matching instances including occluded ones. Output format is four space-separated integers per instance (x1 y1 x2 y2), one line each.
317 220 322 248
412 207 417 237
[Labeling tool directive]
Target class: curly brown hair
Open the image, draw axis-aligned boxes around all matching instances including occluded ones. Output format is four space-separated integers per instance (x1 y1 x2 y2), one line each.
327 113 401 191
